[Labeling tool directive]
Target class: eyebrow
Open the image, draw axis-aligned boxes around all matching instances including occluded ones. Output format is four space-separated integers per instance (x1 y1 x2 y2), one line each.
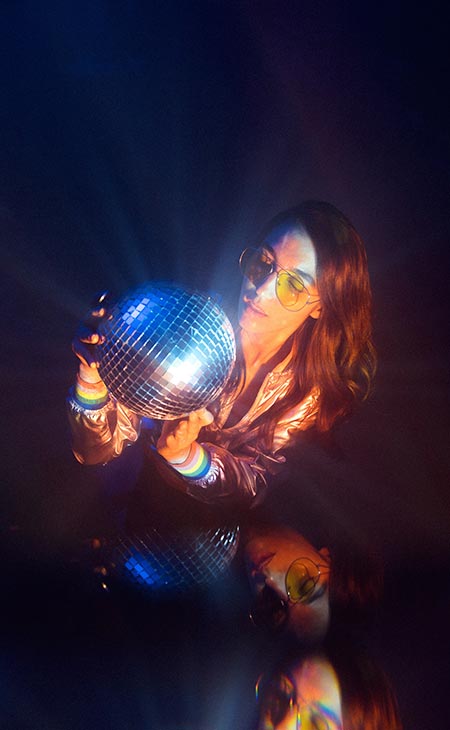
262 244 316 286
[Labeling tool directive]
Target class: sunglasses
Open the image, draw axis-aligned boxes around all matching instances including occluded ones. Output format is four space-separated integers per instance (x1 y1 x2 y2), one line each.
285 557 329 603
239 247 318 312
256 672 331 730
249 557 329 632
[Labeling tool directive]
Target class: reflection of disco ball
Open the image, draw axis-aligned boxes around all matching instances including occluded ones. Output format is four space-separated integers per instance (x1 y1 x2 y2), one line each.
107 526 240 593
98 283 236 419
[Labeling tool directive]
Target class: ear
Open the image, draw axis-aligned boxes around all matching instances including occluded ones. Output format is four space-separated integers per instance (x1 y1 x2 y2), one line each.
318 546 331 563
308 299 321 320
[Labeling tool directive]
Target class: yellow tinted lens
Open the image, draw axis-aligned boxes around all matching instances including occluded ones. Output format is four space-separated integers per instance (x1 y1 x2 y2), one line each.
286 561 317 602
276 271 306 308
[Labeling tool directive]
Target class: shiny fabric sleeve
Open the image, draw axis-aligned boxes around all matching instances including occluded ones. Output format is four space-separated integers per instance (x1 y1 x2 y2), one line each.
149 441 278 506
150 391 319 506
67 390 142 465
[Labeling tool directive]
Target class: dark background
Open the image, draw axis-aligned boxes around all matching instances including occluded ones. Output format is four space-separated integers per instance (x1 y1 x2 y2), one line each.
1 2 449 728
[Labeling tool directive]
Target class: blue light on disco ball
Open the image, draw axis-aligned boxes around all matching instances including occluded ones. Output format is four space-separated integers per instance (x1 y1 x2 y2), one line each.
98 283 236 419
111 526 240 592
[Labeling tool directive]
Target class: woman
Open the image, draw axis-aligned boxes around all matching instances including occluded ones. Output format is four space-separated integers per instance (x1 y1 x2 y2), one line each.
68 201 375 508
254 642 402 730
244 523 382 646
245 523 332 646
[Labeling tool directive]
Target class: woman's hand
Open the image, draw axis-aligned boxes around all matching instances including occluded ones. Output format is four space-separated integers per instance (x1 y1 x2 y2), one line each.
72 292 110 382
157 408 214 463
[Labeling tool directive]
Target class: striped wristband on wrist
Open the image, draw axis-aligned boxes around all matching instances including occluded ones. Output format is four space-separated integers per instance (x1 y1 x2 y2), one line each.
169 441 211 479
75 374 109 410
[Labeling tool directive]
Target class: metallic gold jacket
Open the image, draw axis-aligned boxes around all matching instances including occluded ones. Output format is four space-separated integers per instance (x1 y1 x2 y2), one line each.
67 363 318 506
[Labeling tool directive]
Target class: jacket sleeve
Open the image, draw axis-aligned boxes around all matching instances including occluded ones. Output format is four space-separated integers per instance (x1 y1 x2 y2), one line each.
150 392 319 507
148 440 282 506
67 389 142 465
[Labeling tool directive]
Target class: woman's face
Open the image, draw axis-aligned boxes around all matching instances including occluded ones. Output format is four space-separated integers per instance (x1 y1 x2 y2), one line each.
245 526 331 644
238 224 321 339
257 656 342 730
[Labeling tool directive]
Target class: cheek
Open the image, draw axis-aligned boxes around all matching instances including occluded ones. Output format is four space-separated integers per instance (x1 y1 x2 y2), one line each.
266 307 310 333
265 564 290 597
271 310 295 327
238 279 252 307
288 603 330 644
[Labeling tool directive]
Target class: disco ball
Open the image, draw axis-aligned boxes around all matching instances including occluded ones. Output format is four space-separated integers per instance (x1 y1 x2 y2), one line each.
98 283 236 419
108 526 240 593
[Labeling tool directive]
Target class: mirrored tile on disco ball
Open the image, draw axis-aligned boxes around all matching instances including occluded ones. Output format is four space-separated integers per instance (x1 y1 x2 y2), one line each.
108 526 240 593
98 283 236 419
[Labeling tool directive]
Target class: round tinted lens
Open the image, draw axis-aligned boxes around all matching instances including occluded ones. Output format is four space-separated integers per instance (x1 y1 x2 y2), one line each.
258 674 296 728
240 248 273 285
276 271 307 309
286 559 318 603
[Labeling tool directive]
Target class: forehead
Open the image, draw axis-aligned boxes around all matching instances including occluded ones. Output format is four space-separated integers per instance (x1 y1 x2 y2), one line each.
263 224 317 278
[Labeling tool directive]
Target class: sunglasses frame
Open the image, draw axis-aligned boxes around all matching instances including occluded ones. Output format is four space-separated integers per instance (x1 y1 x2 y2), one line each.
255 671 331 730
239 246 319 312
285 556 330 604
249 556 330 632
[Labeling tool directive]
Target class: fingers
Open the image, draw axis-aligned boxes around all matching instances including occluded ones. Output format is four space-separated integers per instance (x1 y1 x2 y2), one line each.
170 409 213 443
72 291 112 366
167 418 196 448
90 290 112 314
72 323 105 366
77 324 106 345
71 337 100 368
156 408 214 460
188 408 214 427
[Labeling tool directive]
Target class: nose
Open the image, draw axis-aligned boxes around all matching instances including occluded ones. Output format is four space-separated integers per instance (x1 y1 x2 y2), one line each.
253 271 277 299
251 569 286 602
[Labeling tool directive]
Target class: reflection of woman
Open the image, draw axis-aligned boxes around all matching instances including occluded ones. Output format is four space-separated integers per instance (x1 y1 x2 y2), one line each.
245 524 332 645
68 201 375 508
255 644 403 730
244 524 382 647
255 653 343 730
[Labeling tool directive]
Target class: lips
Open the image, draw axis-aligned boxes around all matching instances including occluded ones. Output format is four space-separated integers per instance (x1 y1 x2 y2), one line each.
244 299 267 316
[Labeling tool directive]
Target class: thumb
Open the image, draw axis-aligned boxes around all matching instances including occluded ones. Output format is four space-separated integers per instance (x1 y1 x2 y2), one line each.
191 408 214 427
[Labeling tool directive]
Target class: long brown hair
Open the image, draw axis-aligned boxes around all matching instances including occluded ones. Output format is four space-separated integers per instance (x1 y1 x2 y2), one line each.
228 201 376 442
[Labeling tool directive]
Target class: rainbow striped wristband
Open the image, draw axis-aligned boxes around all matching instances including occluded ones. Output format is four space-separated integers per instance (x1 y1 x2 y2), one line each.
74 374 109 410
169 441 211 479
